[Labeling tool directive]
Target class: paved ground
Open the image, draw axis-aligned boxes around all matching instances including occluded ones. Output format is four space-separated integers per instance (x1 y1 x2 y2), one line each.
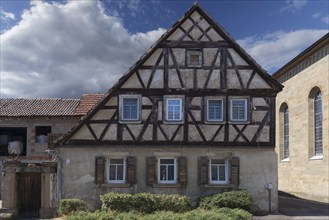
254 196 329 220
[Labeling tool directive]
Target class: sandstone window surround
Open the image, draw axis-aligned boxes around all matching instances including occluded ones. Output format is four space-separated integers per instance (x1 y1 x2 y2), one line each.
186 48 203 67
95 154 136 187
199 155 239 188
158 158 177 184
163 95 185 124
107 158 126 184
209 158 229 184
147 154 187 187
308 87 323 160
205 97 225 123
119 94 141 123
229 97 250 123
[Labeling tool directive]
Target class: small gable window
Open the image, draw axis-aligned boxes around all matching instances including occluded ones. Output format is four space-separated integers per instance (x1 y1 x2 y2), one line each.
206 98 224 122
229 97 249 123
164 96 184 123
119 95 141 123
187 49 202 67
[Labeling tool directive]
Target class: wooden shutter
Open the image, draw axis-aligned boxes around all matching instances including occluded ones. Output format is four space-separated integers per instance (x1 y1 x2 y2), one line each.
198 156 209 185
95 157 105 184
146 156 156 185
230 157 240 188
126 156 136 184
178 156 187 185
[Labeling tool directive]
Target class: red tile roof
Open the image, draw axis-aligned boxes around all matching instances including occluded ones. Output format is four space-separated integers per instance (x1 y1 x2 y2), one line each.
0 94 104 117
74 94 104 116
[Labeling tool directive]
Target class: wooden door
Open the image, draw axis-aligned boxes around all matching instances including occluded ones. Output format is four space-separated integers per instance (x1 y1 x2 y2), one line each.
18 172 41 218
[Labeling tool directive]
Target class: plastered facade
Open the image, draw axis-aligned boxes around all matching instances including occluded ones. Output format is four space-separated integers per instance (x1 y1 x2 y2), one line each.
275 47 329 203
58 146 278 212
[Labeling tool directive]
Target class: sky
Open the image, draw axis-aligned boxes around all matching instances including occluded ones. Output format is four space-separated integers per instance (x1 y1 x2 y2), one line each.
0 0 328 98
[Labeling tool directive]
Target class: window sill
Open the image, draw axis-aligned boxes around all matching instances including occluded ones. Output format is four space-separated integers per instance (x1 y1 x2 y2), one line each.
201 184 234 188
153 183 182 188
281 158 290 162
101 183 131 188
309 155 323 160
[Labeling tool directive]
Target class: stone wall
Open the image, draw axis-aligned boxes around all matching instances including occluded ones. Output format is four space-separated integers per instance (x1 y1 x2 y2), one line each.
275 55 329 203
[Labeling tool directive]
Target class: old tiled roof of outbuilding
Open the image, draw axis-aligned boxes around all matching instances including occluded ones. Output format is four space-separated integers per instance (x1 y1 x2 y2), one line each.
0 94 103 117
74 94 104 116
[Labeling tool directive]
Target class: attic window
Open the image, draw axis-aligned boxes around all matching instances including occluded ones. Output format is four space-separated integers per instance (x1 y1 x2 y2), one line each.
187 49 202 67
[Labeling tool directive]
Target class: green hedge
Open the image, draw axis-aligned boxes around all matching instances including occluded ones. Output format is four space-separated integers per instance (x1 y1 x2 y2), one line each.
58 198 87 215
100 192 190 213
198 190 252 211
66 208 252 220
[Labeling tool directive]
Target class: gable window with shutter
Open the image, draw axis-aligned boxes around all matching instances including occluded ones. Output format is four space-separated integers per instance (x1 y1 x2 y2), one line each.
147 156 187 186
119 95 141 123
229 97 250 123
95 156 136 186
198 156 239 187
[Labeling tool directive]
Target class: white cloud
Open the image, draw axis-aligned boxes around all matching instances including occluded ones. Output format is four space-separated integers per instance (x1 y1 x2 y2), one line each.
0 1 165 98
322 15 329 25
312 12 321 19
280 0 307 13
0 7 16 21
237 29 328 73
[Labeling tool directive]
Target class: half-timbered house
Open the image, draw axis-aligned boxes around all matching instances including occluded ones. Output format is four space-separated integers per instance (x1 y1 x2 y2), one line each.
56 4 282 213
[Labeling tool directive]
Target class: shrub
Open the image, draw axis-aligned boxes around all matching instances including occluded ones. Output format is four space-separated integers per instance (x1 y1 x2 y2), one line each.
198 190 252 211
100 192 190 213
67 210 114 220
58 199 87 216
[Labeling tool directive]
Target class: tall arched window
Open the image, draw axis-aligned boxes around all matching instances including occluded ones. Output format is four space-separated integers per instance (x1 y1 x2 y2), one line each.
283 107 289 159
314 92 323 156
279 103 289 160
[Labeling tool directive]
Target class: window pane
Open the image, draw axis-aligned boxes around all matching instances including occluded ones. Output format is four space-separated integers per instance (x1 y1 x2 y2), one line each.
168 165 175 181
283 107 289 158
218 165 226 181
208 100 223 121
167 99 182 121
160 165 167 181
111 159 124 164
123 98 138 120
232 99 247 121
109 165 116 180
117 165 124 180
314 92 322 155
161 159 174 164
211 165 218 181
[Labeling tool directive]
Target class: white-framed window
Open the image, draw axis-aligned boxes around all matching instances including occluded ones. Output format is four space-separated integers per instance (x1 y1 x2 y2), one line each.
230 98 249 122
206 98 224 122
209 158 228 184
158 158 177 184
119 95 141 122
164 96 184 123
107 158 126 183
187 49 202 67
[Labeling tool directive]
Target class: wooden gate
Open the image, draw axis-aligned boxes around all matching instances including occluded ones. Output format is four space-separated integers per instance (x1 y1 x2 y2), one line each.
18 172 41 217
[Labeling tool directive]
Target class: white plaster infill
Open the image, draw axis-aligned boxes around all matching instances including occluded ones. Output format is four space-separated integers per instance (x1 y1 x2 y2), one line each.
309 155 323 160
